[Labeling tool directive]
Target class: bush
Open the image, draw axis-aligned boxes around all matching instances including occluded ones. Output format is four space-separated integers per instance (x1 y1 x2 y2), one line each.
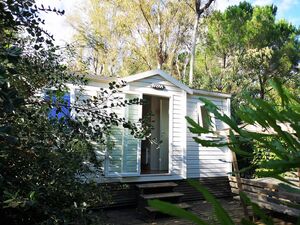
0 1 147 224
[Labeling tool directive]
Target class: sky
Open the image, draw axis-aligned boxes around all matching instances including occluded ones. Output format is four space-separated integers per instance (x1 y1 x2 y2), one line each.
36 0 300 46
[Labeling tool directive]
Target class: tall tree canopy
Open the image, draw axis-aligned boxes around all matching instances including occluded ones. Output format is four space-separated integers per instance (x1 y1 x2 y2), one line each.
68 0 196 78
194 2 300 100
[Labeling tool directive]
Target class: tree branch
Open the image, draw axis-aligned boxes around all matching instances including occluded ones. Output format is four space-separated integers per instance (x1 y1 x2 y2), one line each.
183 0 195 12
197 0 215 16
138 0 154 33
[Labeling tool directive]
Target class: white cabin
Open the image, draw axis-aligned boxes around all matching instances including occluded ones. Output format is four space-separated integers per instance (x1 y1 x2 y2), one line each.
70 69 232 183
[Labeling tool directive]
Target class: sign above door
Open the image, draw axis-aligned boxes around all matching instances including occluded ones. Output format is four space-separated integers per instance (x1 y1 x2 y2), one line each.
150 83 166 90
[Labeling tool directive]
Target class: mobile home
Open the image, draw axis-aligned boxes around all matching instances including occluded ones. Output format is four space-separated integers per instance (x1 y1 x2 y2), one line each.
69 69 232 204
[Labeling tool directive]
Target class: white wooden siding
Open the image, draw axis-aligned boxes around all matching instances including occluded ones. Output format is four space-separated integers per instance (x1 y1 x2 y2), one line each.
186 94 231 178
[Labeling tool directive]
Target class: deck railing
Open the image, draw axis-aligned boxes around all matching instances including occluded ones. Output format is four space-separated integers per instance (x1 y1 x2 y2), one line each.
229 176 300 217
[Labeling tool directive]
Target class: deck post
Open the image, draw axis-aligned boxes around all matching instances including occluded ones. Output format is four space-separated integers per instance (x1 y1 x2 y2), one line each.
230 146 250 219
298 168 300 187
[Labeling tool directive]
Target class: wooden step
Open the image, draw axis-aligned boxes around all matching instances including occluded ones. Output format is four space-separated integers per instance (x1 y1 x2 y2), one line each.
145 202 191 213
136 182 178 189
140 192 184 200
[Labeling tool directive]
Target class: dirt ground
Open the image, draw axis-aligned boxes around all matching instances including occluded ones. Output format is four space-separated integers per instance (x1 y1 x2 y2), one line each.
101 198 296 225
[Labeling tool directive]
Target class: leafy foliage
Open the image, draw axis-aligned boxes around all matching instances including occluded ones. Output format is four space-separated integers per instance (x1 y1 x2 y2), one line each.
67 0 195 78
0 1 149 224
151 79 300 224
195 2 300 102
251 138 279 176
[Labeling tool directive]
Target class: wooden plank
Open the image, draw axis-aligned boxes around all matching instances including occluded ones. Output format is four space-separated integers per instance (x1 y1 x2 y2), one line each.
229 179 300 203
231 188 300 210
230 151 249 218
190 177 228 184
233 192 300 217
229 177 280 190
298 168 300 187
136 182 178 189
140 192 184 200
230 182 272 196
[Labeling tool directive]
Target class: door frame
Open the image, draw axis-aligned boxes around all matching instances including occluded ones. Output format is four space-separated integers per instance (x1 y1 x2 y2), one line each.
139 91 173 176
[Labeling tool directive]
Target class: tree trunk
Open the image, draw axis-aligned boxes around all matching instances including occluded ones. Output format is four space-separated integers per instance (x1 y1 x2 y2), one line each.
223 53 227 69
258 74 266 99
157 3 163 69
183 57 190 80
189 14 200 86
188 0 215 86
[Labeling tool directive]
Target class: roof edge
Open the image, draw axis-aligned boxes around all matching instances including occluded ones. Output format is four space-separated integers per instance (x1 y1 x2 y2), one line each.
192 89 231 99
85 71 231 99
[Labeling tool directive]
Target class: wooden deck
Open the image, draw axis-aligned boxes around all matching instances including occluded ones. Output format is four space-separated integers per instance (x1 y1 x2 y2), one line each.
99 176 232 208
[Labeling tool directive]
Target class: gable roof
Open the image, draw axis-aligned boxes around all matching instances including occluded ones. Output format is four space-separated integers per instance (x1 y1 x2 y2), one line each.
123 69 193 94
87 69 231 98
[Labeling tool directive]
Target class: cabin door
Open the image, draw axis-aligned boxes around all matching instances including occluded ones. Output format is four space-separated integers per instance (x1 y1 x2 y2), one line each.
105 93 142 177
141 95 169 174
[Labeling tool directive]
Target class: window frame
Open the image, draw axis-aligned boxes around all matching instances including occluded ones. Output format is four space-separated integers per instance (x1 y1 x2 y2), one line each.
197 102 217 138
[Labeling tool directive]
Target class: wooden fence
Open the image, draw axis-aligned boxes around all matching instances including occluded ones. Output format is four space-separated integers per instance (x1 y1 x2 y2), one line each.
229 176 300 217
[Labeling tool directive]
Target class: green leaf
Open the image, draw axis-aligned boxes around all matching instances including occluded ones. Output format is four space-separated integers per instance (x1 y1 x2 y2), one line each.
270 78 288 107
240 218 257 225
259 159 300 171
29 191 35 200
239 192 273 225
278 183 300 194
198 97 240 132
186 116 211 134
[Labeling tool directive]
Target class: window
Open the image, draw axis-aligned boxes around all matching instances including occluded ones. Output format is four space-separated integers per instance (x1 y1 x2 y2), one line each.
45 90 71 120
74 89 93 104
198 103 216 132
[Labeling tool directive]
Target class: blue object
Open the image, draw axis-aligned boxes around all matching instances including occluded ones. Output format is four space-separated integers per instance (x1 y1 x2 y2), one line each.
46 91 71 120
